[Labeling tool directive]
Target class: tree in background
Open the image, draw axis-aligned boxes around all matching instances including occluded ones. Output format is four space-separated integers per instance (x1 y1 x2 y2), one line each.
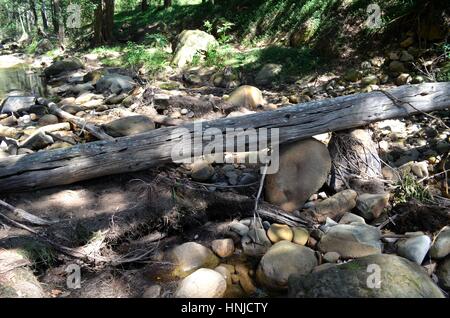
94 0 115 45
141 0 148 11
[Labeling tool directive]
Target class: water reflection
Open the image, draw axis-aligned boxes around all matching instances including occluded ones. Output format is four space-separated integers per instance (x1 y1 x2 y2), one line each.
0 64 47 100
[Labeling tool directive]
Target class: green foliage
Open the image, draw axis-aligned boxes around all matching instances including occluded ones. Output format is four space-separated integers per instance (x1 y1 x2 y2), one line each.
19 242 57 271
123 42 170 74
203 44 234 68
436 43 450 82
143 33 170 48
216 20 235 44
25 40 40 55
394 174 432 205
203 20 213 34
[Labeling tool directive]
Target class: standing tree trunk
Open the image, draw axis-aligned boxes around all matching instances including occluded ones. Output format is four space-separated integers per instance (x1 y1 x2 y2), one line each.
40 0 49 31
141 0 149 11
29 0 38 26
93 0 115 45
52 0 64 46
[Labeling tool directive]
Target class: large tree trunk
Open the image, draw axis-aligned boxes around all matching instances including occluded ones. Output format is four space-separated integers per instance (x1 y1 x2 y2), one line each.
40 0 49 31
52 0 64 45
93 0 115 45
29 0 38 26
0 83 449 192
51 0 58 33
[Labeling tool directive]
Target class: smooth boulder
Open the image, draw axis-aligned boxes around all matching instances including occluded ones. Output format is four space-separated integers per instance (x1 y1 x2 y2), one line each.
102 115 155 137
0 249 46 298
175 268 227 298
288 254 445 298
172 30 218 68
226 85 266 110
257 241 317 290
265 138 331 212
396 235 431 264
1 96 36 114
95 74 136 94
430 226 450 259
318 223 382 259
169 242 219 278
43 58 83 78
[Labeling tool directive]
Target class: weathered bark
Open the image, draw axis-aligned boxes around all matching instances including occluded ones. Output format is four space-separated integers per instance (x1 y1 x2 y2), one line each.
29 0 38 26
48 103 114 141
93 0 115 45
52 0 64 45
0 83 449 192
40 0 49 30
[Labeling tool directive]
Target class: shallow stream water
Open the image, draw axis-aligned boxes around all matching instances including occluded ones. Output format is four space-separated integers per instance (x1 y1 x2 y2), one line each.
0 63 47 101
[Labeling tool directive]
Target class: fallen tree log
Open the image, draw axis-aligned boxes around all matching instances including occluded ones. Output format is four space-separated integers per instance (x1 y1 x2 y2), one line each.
0 83 449 192
48 103 114 141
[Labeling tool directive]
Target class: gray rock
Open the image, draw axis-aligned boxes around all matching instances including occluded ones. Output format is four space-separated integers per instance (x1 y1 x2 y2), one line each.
262 221 271 231
255 63 282 86
35 39 53 54
227 85 266 110
361 75 378 85
339 212 366 225
102 115 155 137
96 74 135 94
38 114 59 126
105 93 128 105
396 73 412 85
70 83 95 95
211 238 234 258
21 131 53 150
0 249 46 298
230 222 249 236
169 242 219 278
320 217 338 233
61 105 83 115
239 173 258 185
389 61 407 73
265 138 331 212
400 51 414 62
318 223 382 259
241 228 272 257
17 148 34 155
172 30 218 68
256 241 317 290
1 96 36 114
436 257 450 291
44 58 83 78
323 252 340 263
190 160 215 182
142 285 161 298
288 254 444 298
356 193 390 220
175 268 227 298
430 226 450 259
397 235 431 264
214 265 232 285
